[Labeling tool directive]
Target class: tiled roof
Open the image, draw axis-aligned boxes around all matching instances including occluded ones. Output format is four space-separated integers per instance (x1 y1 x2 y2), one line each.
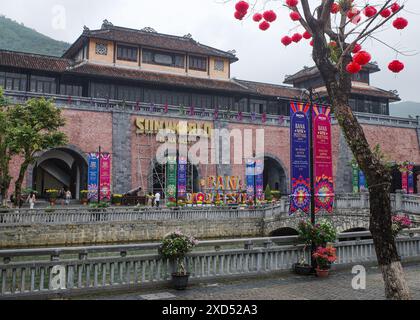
0 50 70 72
234 79 303 99
314 83 400 101
64 26 238 62
68 62 248 93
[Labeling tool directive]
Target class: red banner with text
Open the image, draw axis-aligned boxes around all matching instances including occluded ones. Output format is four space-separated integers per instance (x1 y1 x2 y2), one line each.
100 153 111 201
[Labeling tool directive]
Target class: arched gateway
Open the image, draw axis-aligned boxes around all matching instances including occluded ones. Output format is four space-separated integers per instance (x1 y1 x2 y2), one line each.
31 147 88 200
263 155 288 196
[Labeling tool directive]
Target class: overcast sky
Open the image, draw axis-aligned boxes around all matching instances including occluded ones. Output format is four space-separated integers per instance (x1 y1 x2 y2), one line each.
1 0 419 102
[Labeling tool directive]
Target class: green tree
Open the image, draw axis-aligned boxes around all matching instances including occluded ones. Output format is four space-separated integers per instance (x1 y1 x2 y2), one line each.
264 185 273 202
7 98 67 207
0 88 13 206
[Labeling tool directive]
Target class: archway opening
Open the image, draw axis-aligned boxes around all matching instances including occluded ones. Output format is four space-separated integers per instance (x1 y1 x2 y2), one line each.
263 156 287 196
32 148 87 200
269 227 299 237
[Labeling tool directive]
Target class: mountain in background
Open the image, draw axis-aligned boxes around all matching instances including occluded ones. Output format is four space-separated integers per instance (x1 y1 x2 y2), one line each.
390 101 420 118
0 15 70 56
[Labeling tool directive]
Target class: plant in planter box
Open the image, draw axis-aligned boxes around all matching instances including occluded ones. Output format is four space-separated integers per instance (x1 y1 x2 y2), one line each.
111 194 123 206
312 246 337 278
46 189 59 205
80 190 89 205
160 231 198 290
392 214 412 237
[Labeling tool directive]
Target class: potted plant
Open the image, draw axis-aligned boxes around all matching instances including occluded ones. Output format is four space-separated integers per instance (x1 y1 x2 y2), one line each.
392 214 412 237
80 190 89 205
46 189 59 206
160 231 198 290
312 246 337 278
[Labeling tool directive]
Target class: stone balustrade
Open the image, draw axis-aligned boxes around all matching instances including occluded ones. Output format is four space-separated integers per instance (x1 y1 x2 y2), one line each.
0 230 419 299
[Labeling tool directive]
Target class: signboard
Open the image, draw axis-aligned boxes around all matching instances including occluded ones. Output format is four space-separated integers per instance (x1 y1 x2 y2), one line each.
352 163 360 194
99 153 111 201
166 156 177 199
255 159 265 201
246 160 255 202
87 153 99 201
313 105 334 213
290 102 311 215
408 163 415 194
178 156 187 198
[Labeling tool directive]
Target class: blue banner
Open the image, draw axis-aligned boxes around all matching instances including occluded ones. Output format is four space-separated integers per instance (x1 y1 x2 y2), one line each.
255 159 264 201
246 160 255 202
359 170 368 192
178 156 187 198
290 102 311 215
88 153 99 201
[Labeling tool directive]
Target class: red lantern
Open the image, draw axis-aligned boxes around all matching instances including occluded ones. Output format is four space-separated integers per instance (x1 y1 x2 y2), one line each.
353 51 371 66
290 11 301 21
235 1 249 13
234 11 246 20
281 36 292 46
364 6 377 18
380 8 391 18
291 33 302 43
347 8 360 19
331 3 340 14
263 10 277 22
388 60 405 73
393 17 408 30
253 13 263 22
286 0 299 7
346 62 362 74
303 31 312 39
391 2 401 13
259 21 270 31
329 41 337 48
310 40 314 46
352 43 362 54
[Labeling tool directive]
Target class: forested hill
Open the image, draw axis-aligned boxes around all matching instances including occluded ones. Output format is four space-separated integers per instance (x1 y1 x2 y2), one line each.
0 15 70 56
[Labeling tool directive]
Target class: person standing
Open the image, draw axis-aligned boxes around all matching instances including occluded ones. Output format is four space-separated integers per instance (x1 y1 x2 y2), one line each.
27 192 36 210
154 192 161 208
147 192 154 207
65 190 72 206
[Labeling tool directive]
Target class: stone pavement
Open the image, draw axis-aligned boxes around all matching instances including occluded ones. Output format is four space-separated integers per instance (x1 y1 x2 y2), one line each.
77 263 420 300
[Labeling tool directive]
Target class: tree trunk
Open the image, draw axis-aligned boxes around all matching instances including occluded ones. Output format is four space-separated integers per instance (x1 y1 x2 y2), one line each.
14 160 30 208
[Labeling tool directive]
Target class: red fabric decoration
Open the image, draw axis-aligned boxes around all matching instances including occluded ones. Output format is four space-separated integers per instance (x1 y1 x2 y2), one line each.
290 11 301 21
346 62 362 74
380 9 391 18
391 3 401 13
263 10 277 22
352 43 362 54
353 51 371 65
331 3 340 14
303 31 312 39
291 33 302 43
234 11 246 20
393 17 408 30
235 1 249 13
388 60 405 73
253 13 263 22
286 0 299 7
259 21 270 31
364 6 377 18
281 36 292 46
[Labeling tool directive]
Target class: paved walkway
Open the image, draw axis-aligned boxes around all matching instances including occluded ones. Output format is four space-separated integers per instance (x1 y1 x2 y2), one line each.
77 263 420 300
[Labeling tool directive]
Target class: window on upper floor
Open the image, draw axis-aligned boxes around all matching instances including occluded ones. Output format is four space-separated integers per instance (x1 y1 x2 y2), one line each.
117 45 138 62
60 83 83 97
95 43 108 56
30 75 56 94
142 49 185 68
0 72 27 91
189 55 207 72
214 59 225 72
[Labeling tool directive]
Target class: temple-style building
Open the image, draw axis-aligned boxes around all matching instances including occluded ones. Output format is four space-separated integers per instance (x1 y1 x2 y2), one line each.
1 21 418 200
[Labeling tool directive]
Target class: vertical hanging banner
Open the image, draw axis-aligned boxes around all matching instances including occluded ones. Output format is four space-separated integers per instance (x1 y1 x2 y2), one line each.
166 156 177 199
88 153 99 201
400 163 408 194
359 170 368 192
352 163 360 194
99 153 111 201
408 163 415 194
255 159 264 201
177 156 187 198
290 101 311 215
313 105 334 213
246 160 255 202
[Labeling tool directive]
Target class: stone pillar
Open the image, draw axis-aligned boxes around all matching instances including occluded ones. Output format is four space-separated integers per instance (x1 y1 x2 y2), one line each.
395 190 404 212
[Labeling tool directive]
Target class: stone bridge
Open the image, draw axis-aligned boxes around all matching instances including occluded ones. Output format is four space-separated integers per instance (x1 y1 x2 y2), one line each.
0 193 419 248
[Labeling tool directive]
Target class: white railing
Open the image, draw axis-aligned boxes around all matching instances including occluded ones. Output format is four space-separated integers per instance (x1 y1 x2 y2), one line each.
0 230 419 299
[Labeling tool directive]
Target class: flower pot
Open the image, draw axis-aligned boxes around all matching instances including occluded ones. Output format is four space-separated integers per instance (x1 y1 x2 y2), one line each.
171 273 190 290
316 268 330 278
293 264 313 276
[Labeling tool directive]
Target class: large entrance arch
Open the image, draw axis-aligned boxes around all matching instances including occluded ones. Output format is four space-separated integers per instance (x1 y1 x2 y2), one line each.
263 156 288 196
32 147 88 200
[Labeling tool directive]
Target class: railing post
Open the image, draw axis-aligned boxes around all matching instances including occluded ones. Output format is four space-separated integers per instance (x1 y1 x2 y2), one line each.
361 192 369 209
395 190 404 212
244 241 254 250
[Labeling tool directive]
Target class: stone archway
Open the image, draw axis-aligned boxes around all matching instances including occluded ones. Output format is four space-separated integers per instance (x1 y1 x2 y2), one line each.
30 146 88 200
262 154 288 196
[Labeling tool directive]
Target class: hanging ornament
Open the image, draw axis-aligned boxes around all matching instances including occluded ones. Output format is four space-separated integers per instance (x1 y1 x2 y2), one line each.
291 33 302 43
235 1 249 13
353 51 371 65
391 2 401 13
259 21 270 31
380 8 391 18
290 11 301 21
253 13 263 22
303 31 312 39
263 10 277 22
331 3 340 14
346 61 362 74
352 43 362 54
281 36 292 46
388 60 405 73
286 0 299 7
364 6 377 18
393 17 408 30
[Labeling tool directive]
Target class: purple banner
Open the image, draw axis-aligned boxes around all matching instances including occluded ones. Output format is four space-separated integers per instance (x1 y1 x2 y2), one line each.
408 163 415 194
290 102 311 215
246 160 255 202
178 156 188 198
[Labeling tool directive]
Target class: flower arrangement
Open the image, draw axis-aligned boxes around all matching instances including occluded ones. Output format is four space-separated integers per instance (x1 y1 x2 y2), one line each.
392 215 412 237
312 246 337 271
80 190 89 199
46 189 59 200
298 219 337 247
111 194 123 205
160 231 198 275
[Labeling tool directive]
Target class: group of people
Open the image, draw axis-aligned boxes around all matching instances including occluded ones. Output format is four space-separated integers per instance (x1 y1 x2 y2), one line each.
24 188 72 209
146 192 161 208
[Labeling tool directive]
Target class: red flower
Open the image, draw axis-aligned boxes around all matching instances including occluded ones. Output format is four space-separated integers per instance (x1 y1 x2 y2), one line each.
253 13 263 22
352 43 362 54
353 51 371 66
291 33 302 43
388 60 405 73
263 10 277 22
235 1 249 13
290 11 301 21
391 2 401 13
302 31 312 39
393 17 408 30
286 0 299 7
259 21 270 31
346 61 361 74
331 3 340 14
281 36 292 46
364 6 377 18
380 8 391 18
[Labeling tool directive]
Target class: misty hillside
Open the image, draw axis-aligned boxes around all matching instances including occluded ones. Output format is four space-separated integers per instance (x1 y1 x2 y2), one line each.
0 15 70 56
390 101 420 118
